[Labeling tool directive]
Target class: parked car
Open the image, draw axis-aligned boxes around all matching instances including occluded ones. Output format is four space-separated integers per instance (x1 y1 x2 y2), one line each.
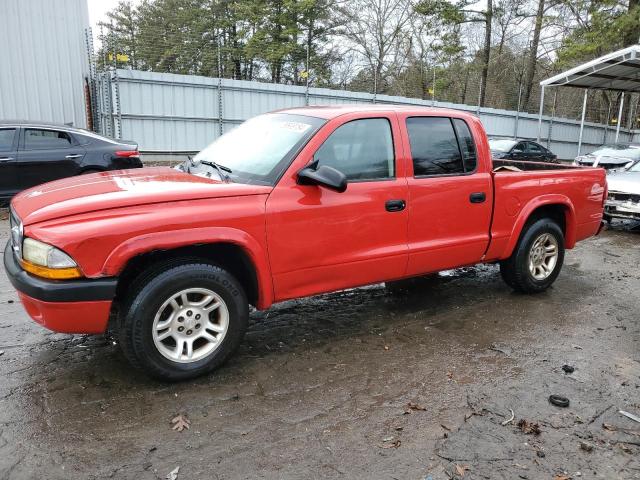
489 138 559 163
0 121 142 200
604 161 640 221
574 143 640 172
4 106 606 380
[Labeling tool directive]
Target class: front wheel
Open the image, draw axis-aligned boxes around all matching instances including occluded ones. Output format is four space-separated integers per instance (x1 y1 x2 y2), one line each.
119 262 249 381
500 218 565 293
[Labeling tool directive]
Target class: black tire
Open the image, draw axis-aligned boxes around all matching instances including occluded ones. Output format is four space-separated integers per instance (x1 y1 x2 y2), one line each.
118 262 249 381
499 218 565 293
81 169 102 174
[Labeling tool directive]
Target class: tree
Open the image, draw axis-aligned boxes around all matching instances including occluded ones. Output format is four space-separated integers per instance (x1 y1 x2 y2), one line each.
338 0 413 94
521 0 545 109
415 0 497 106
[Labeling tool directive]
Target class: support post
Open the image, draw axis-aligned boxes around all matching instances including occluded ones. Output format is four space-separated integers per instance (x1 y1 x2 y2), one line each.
615 92 625 143
217 36 223 137
603 101 612 145
547 90 558 149
577 89 588 156
432 67 436 106
514 82 522 139
536 85 545 142
304 35 310 106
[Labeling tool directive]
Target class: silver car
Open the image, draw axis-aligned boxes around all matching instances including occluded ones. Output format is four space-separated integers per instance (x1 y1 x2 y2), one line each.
575 143 640 173
605 161 640 221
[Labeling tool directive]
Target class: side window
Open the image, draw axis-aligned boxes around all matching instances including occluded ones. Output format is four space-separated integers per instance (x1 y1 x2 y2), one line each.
314 118 394 181
512 142 526 153
406 117 464 176
527 142 543 153
0 129 16 151
452 119 477 172
24 129 73 150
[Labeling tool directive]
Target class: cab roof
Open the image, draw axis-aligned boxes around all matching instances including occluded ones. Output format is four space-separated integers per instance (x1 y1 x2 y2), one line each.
275 104 473 120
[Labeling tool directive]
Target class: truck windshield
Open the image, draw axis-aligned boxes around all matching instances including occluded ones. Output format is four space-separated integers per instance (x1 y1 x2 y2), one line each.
629 161 640 172
193 113 325 185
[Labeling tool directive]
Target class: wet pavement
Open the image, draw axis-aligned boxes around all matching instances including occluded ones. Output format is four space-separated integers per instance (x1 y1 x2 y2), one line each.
0 220 638 480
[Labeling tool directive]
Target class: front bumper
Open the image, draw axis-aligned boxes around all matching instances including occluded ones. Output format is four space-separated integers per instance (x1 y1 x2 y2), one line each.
605 199 640 220
4 242 117 333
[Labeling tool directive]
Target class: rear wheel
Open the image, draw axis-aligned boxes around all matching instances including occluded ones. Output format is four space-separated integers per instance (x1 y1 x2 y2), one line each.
499 218 564 293
118 262 248 381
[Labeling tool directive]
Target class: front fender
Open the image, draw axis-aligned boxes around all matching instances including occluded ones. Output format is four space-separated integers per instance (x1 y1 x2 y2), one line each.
101 227 274 309
503 194 577 258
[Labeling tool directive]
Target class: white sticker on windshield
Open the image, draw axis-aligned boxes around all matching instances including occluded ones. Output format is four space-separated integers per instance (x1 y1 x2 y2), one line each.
280 122 311 133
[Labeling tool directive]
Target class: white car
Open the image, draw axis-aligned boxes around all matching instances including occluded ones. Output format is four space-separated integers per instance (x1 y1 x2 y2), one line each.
604 161 640 221
575 143 640 173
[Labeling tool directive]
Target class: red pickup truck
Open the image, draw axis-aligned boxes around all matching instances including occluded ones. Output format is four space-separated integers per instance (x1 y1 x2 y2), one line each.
5 106 606 380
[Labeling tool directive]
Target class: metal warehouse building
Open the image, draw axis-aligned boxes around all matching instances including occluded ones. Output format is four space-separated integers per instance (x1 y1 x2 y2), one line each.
0 0 90 128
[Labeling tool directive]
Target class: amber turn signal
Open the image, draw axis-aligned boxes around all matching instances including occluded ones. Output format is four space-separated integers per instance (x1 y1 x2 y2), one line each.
20 259 83 280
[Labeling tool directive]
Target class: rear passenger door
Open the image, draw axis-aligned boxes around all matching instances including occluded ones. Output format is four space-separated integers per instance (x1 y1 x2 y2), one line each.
0 128 19 198
17 128 85 190
401 116 493 276
526 142 545 161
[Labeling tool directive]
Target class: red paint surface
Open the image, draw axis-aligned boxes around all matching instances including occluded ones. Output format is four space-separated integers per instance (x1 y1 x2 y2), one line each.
9 106 606 334
18 292 111 334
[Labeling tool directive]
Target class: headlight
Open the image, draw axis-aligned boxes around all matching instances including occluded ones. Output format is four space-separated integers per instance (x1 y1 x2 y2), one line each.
9 208 23 258
21 238 82 279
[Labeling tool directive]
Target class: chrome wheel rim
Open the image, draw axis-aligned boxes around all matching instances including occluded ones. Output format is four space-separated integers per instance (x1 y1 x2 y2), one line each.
528 233 558 281
152 288 229 363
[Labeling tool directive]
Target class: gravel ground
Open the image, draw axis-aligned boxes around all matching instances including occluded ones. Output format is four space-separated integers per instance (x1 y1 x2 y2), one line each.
0 219 638 480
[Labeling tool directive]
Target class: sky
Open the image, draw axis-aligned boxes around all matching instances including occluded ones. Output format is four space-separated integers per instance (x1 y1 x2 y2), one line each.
88 0 136 27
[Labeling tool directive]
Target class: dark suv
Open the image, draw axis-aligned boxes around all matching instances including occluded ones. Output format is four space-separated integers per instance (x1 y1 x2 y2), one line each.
0 121 142 200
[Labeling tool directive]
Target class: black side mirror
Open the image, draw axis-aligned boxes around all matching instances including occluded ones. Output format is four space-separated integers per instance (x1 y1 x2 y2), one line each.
297 164 347 193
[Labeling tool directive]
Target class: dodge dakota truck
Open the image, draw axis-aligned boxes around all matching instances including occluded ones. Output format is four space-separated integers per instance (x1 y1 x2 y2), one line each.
4 106 607 380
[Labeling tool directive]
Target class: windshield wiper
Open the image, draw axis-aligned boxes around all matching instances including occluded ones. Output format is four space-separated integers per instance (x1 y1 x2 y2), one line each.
199 160 232 182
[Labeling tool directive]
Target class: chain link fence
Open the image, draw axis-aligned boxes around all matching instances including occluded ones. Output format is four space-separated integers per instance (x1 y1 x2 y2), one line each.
84 23 640 160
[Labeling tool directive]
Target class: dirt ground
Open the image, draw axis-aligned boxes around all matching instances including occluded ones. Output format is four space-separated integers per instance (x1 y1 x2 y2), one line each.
0 219 639 480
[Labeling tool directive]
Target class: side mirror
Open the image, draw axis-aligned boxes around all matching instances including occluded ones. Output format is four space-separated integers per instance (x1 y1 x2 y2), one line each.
297 164 347 193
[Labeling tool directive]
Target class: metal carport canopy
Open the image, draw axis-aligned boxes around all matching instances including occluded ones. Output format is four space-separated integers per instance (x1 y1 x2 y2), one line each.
537 45 640 154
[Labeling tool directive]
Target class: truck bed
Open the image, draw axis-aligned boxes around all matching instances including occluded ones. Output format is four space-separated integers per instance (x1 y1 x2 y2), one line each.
492 159 576 171
487 163 606 261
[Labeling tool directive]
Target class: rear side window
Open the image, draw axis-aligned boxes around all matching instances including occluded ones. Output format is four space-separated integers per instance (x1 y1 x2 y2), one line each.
0 129 16 151
527 142 543 153
314 118 394 181
24 129 73 150
406 117 464 176
452 119 477 172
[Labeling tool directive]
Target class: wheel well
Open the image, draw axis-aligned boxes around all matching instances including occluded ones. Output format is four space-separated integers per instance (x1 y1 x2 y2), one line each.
115 243 259 307
525 204 567 235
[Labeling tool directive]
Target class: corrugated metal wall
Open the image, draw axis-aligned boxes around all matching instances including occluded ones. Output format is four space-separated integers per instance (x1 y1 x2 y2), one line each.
0 0 90 128
109 69 638 160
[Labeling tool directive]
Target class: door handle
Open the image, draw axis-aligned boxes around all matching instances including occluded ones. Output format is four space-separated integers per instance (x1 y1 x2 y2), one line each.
65 154 83 159
469 192 486 203
0 157 14 162
385 199 406 212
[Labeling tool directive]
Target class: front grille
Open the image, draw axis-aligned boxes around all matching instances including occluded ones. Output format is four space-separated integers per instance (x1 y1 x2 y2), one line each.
9 207 22 259
608 191 640 203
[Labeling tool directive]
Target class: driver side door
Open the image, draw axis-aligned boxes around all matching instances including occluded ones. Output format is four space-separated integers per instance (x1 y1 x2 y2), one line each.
265 112 409 302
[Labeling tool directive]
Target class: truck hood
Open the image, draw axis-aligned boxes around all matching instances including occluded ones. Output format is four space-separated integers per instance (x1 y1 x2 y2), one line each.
12 167 273 226
606 171 640 195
